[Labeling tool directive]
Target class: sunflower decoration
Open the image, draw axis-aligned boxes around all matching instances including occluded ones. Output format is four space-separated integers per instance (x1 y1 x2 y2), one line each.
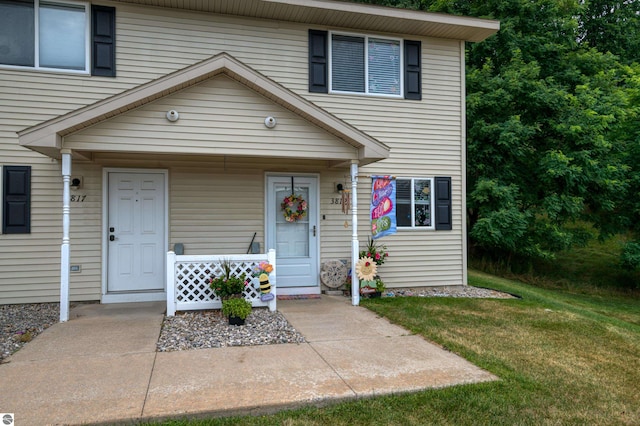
355 257 377 281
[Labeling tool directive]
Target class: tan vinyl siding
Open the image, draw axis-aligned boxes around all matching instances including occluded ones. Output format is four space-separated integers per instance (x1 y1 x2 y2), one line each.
169 167 265 255
63 76 357 160
0 2 466 303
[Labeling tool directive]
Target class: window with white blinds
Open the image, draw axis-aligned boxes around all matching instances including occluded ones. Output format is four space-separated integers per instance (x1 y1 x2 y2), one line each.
330 32 402 97
368 38 401 95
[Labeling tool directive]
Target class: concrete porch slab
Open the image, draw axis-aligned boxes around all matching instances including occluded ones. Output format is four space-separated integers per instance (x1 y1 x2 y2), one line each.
277 297 409 341
144 343 355 418
8 301 165 361
308 335 497 395
0 352 155 425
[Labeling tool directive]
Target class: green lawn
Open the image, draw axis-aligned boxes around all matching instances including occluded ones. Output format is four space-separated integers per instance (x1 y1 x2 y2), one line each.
152 271 640 425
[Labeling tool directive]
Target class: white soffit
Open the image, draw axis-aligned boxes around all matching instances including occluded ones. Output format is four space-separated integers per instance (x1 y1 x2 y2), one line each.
110 0 500 42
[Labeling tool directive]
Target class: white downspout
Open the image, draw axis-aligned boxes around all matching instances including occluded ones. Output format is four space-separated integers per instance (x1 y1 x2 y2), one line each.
350 161 360 306
60 149 71 322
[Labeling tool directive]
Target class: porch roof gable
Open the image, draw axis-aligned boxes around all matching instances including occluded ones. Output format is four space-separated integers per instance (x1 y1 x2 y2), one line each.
17 53 390 164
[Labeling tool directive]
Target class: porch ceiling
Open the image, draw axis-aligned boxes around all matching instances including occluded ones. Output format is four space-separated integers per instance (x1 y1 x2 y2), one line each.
110 0 499 42
17 53 389 165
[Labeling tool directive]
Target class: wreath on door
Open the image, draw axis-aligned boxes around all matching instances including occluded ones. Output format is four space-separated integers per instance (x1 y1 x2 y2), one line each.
281 194 307 222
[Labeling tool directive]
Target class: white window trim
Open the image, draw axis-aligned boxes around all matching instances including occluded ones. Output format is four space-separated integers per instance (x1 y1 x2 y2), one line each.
0 0 90 74
328 31 404 99
396 177 435 230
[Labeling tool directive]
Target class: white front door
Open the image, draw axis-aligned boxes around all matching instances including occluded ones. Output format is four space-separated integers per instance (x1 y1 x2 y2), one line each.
267 175 319 293
107 171 166 296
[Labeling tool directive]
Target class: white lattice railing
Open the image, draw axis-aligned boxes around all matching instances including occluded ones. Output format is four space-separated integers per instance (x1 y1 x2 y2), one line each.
166 249 276 316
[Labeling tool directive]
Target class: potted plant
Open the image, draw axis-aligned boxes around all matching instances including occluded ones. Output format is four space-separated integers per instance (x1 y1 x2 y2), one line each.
208 258 247 301
221 298 252 326
359 237 389 266
373 277 386 298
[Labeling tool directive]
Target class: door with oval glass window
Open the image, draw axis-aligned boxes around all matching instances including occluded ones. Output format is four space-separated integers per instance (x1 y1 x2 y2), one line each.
266 175 319 294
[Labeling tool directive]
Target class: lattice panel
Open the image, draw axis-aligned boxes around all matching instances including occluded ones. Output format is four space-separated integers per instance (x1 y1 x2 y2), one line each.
175 261 263 304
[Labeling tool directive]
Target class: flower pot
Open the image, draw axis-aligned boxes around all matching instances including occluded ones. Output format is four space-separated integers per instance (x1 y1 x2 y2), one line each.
370 291 382 298
228 315 245 326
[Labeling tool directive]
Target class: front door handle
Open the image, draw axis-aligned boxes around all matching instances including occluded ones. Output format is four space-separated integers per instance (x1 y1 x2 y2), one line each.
109 235 116 241
312 225 316 237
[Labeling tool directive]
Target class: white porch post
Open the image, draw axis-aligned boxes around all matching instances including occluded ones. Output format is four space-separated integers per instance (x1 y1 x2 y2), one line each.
166 251 177 317
60 149 72 322
350 161 360 306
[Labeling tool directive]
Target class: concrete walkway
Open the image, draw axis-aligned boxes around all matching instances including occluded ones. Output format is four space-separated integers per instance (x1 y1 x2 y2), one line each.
0 296 496 425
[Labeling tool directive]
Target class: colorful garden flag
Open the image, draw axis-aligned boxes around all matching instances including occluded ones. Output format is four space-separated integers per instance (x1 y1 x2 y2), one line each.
371 176 396 239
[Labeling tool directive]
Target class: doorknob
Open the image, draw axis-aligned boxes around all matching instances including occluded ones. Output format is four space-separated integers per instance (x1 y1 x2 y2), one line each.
109 235 116 241
312 225 316 237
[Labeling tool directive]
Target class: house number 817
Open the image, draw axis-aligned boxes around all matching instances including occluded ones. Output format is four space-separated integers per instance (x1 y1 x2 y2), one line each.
70 195 87 202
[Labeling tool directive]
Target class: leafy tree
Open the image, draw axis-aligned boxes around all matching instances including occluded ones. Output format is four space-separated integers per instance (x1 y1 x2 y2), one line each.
580 0 640 65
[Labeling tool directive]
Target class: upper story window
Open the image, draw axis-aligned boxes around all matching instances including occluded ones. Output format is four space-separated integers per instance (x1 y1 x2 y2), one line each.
331 33 401 97
309 30 421 100
1 1 115 76
0 0 90 73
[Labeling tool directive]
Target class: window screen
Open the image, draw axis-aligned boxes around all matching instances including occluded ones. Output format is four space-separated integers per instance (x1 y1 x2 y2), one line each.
368 38 400 95
331 34 365 93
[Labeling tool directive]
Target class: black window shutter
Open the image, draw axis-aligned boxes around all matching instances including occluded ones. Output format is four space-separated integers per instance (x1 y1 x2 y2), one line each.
2 166 31 234
91 5 116 77
404 40 421 100
435 176 452 231
309 30 328 93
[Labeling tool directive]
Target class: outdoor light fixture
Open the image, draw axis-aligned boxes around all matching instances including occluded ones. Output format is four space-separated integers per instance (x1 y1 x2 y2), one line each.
70 176 83 190
166 110 180 122
264 116 277 128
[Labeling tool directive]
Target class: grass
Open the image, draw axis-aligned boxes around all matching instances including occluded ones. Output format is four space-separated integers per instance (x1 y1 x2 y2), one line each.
470 232 640 295
150 271 640 426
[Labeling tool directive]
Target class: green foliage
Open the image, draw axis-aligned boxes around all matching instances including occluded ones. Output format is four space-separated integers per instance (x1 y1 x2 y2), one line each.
209 259 247 300
359 237 389 266
221 298 252 320
621 242 640 271
580 0 640 65
210 276 246 300
470 225 640 290
442 0 638 265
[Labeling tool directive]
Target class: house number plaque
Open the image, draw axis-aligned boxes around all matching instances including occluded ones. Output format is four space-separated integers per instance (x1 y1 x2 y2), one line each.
70 195 87 202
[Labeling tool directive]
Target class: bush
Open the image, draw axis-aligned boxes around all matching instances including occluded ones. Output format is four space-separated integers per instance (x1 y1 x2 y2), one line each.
621 241 640 270
221 298 252 319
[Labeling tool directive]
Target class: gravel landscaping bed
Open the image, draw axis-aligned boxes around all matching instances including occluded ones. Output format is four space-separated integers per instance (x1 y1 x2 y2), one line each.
157 308 306 352
0 303 59 362
384 286 517 299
